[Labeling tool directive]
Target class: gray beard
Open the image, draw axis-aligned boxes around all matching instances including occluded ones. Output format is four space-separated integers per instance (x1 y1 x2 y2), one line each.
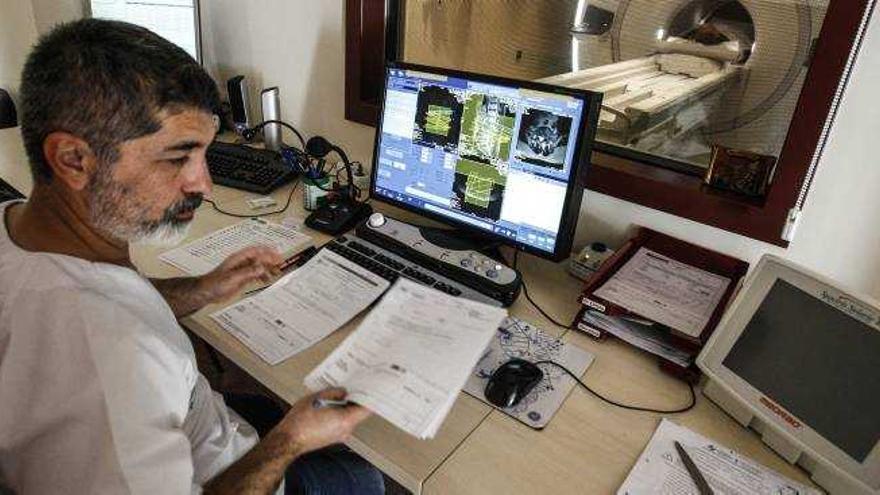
86 164 196 247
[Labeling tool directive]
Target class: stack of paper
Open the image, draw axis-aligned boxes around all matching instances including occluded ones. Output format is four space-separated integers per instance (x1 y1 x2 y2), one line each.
211 249 390 365
582 310 694 367
618 419 820 495
160 218 313 275
305 278 508 439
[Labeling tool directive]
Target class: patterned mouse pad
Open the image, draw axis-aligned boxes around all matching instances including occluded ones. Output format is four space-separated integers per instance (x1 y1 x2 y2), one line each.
463 317 595 429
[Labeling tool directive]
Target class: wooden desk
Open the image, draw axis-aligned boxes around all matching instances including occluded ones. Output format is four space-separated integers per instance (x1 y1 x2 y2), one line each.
0 128 817 494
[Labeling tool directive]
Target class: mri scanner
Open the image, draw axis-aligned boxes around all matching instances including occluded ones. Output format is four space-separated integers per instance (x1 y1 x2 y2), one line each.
539 0 828 165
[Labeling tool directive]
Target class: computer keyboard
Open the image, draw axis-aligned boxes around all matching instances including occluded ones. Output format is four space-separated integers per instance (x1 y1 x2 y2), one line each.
206 141 297 194
324 235 503 307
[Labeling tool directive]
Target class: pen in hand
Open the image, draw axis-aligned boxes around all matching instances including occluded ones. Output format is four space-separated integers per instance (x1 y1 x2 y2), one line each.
312 398 352 409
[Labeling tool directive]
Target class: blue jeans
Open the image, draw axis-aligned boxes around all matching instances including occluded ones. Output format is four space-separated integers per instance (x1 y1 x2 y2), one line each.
223 394 385 495
285 445 385 495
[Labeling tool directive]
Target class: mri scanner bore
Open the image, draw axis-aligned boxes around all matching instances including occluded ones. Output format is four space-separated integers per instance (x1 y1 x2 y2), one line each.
401 0 828 171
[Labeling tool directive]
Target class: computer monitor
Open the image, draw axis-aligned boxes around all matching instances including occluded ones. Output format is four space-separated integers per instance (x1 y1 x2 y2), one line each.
370 62 602 261
89 0 202 63
697 254 880 495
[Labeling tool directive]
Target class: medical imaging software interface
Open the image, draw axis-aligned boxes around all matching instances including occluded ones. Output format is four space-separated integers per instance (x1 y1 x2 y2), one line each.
374 69 586 254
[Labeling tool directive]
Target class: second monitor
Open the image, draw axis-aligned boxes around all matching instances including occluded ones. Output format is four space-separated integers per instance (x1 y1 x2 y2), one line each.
370 62 602 262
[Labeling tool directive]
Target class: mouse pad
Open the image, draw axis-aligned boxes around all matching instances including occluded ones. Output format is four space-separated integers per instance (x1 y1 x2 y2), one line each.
463 317 595 429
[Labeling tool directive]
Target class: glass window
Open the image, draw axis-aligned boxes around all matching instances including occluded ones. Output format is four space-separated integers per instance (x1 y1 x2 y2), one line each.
400 0 830 171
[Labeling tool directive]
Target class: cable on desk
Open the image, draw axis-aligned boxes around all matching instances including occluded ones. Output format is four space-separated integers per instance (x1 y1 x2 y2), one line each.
534 360 697 414
245 119 307 149
511 249 576 329
203 179 300 219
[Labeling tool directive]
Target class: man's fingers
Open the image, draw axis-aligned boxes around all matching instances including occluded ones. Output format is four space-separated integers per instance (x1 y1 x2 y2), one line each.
316 388 347 401
219 245 283 270
219 263 271 292
343 405 372 425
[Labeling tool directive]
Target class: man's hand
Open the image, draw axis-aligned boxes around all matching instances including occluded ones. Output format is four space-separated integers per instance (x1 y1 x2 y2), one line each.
204 389 371 495
152 246 283 317
197 246 283 305
275 388 372 455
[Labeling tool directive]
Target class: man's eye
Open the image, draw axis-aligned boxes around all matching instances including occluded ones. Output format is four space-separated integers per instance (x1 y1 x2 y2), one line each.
168 156 189 166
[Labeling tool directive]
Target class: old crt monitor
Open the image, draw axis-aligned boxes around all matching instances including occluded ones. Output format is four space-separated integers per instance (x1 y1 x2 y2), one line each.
370 62 601 261
697 255 880 495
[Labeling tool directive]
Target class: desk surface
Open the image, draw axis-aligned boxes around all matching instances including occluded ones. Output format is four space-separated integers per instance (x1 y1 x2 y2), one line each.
0 128 816 494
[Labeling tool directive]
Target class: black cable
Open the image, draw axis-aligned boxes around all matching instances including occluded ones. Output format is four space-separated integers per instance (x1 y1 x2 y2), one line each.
512 249 576 328
247 120 306 149
533 360 697 414
203 179 300 219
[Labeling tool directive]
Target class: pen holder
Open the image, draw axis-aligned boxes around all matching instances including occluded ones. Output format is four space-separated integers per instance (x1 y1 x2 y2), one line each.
303 173 331 211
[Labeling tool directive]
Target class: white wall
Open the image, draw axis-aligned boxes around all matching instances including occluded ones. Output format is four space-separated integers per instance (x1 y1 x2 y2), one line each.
30 0 84 35
0 0 38 103
200 1 880 297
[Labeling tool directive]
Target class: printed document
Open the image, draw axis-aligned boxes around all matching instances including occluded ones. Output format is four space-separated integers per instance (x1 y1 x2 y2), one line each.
305 278 508 439
618 419 820 495
581 310 694 367
594 248 730 337
160 218 313 275
211 249 390 365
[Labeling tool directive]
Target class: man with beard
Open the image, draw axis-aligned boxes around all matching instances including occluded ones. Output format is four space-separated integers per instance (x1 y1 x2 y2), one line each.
0 19 383 494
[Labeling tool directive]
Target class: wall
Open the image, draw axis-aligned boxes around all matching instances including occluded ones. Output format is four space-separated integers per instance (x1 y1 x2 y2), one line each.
30 0 84 35
0 0 38 103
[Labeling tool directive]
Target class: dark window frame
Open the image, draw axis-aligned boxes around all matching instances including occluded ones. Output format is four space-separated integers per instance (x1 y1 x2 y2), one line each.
345 0 876 247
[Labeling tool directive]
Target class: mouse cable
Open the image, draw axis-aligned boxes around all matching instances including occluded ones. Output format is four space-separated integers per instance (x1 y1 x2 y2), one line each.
203 178 300 219
510 248 577 329
533 360 696 414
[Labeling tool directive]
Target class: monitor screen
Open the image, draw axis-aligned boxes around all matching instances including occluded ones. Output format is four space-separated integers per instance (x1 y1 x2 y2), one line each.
723 279 880 462
91 0 201 62
371 65 597 258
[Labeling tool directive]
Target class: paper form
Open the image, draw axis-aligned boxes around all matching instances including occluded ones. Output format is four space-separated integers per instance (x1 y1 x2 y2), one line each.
618 419 821 495
160 219 313 276
305 278 508 439
581 310 694 367
594 248 731 337
210 249 390 365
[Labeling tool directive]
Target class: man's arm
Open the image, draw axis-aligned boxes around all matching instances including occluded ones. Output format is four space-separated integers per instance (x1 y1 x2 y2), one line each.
204 388 371 495
151 246 282 317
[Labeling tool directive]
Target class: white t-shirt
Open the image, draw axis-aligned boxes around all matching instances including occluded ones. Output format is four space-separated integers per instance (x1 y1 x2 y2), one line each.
0 200 260 494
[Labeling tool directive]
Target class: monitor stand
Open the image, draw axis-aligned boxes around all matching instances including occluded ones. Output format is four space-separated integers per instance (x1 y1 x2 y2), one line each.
352 213 522 307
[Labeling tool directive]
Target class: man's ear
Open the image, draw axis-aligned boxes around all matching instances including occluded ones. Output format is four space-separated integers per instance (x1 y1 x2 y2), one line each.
42 132 99 191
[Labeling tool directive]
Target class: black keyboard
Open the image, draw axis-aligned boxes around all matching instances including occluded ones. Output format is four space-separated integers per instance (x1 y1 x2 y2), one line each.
0 178 24 203
206 141 297 194
323 236 505 307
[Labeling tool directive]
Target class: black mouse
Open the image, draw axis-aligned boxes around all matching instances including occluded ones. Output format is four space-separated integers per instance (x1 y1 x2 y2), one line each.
484 359 544 409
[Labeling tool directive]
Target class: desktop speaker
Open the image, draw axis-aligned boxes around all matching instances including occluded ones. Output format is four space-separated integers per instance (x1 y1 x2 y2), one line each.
261 87 282 151
226 75 251 134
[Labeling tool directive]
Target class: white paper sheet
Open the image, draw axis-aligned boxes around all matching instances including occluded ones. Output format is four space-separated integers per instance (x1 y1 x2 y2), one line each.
618 419 821 495
210 249 390 365
594 248 731 337
581 310 694 367
305 278 508 439
160 218 313 275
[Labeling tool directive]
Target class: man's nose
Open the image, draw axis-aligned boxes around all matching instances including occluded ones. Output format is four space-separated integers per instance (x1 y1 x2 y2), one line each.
183 153 212 196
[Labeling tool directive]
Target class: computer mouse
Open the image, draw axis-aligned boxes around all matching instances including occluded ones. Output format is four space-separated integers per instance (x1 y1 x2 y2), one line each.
484 358 544 409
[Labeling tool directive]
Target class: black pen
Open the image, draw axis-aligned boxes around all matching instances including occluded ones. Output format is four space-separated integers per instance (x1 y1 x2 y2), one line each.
674 441 715 495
